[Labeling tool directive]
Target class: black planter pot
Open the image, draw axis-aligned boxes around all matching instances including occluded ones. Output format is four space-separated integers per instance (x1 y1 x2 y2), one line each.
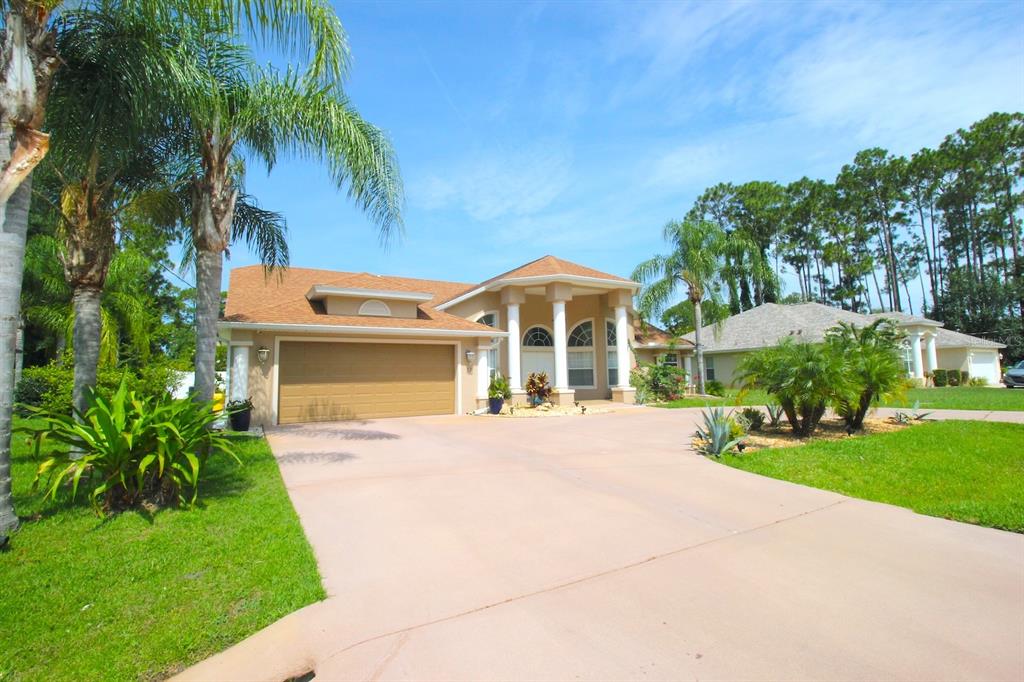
488 397 504 415
230 408 252 432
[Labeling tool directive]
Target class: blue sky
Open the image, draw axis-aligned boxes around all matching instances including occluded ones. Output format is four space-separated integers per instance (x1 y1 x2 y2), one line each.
224 0 1024 303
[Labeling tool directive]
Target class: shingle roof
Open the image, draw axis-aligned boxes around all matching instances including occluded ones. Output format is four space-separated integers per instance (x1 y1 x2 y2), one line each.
438 255 635 305
634 322 693 348
223 266 495 332
680 302 1004 351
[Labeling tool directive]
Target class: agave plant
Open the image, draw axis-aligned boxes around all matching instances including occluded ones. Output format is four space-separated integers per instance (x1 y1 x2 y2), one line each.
694 406 746 457
765 402 784 428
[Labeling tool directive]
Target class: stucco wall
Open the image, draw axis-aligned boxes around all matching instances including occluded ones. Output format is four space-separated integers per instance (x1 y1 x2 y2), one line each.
227 329 480 426
324 296 418 318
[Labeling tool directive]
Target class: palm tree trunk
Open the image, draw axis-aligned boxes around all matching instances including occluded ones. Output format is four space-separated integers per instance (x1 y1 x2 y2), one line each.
71 287 102 415
692 293 705 395
14 315 24 388
193 248 224 403
0 178 32 544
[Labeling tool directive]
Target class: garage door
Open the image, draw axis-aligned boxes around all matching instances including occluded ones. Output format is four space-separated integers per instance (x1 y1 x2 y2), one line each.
970 351 1000 386
278 342 456 424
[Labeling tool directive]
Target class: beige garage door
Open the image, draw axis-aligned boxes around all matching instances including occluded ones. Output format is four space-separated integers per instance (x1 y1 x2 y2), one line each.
278 342 456 424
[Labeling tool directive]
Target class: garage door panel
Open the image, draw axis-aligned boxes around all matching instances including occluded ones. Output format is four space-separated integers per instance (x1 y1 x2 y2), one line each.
278 342 455 423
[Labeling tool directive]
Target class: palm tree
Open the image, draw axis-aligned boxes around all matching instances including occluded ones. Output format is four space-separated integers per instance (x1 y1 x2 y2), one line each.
176 18 403 402
825 319 906 430
0 0 349 544
633 219 726 395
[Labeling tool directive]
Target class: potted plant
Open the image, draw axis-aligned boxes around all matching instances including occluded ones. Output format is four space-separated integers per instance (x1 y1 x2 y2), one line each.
487 373 512 414
227 397 254 431
525 371 552 406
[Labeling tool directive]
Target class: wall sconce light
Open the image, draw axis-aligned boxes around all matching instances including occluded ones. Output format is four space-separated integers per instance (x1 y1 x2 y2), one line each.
464 350 476 364
256 346 270 365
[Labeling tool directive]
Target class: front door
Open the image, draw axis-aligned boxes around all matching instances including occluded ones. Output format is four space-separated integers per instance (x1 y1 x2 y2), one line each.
521 349 555 387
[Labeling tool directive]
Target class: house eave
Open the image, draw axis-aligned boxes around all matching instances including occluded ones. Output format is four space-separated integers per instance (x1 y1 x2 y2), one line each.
305 285 434 303
218 321 507 338
436 274 639 311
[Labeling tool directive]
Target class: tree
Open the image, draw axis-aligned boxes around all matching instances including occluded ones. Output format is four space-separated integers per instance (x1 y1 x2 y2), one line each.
825 320 905 430
659 298 728 336
633 219 725 395
169 11 403 402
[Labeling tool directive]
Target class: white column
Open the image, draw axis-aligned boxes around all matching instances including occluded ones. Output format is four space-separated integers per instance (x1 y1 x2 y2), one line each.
614 305 630 388
229 345 250 401
507 303 521 391
552 300 569 390
925 332 938 375
910 332 924 379
684 355 693 387
476 345 490 399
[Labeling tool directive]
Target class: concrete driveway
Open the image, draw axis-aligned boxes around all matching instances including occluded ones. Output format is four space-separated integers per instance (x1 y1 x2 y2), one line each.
178 408 1024 681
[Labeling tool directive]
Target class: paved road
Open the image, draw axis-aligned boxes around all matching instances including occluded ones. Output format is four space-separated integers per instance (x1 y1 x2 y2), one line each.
176 408 1024 682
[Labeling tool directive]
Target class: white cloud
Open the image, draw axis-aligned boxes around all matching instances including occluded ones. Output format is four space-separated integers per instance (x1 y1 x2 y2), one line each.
410 142 574 221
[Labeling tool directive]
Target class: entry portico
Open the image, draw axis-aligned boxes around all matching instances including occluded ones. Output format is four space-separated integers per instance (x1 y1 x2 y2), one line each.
436 256 641 406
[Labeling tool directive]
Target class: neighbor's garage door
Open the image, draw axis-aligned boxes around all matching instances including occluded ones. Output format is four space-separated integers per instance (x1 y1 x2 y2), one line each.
278 342 455 424
970 350 1000 386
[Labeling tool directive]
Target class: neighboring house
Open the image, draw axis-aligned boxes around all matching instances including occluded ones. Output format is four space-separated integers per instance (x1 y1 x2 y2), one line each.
632 323 694 369
219 256 642 425
678 302 1005 387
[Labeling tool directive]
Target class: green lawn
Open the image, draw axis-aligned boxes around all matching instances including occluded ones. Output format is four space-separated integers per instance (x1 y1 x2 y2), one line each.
882 386 1024 411
720 421 1024 532
654 388 771 408
0 421 324 681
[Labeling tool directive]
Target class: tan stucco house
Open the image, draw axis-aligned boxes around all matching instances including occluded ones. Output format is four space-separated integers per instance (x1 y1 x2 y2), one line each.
219 255 652 425
676 302 1006 388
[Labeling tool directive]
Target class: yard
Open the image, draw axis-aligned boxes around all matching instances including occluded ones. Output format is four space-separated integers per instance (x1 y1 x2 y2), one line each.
0 422 324 681
720 420 1024 532
657 386 1024 411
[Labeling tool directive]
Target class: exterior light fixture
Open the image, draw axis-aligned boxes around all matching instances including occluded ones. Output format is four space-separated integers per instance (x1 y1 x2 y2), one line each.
465 350 476 364
256 346 270 365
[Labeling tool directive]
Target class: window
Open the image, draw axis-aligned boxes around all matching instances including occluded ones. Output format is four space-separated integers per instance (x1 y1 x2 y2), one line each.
704 355 715 381
358 299 391 316
606 320 618 386
568 321 594 387
477 312 499 378
660 353 679 367
523 327 553 347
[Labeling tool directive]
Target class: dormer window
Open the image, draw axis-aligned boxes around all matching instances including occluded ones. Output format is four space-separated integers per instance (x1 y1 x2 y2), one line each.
358 299 392 316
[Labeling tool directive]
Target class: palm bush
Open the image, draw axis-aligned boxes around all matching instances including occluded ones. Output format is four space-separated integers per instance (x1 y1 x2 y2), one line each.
737 339 849 437
826 320 906 430
19 378 238 514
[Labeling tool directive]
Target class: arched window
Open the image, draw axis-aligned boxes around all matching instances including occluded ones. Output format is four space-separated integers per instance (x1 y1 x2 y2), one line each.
477 312 497 328
606 320 619 386
523 326 554 347
358 299 391 316
567 321 594 387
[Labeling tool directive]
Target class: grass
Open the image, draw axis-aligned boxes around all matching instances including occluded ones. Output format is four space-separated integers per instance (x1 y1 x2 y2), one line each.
720 420 1024 532
882 386 1024 411
654 388 771 408
0 420 325 681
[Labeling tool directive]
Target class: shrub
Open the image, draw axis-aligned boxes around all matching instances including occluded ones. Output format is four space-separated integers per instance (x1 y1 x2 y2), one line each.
959 370 970 385
19 377 238 514
737 339 849 437
704 380 725 397
826 320 906 430
969 376 988 387
694 406 745 457
525 372 552 404
932 369 949 387
15 361 181 416
631 362 687 402
488 373 512 400
737 406 764 431
947 369 960 386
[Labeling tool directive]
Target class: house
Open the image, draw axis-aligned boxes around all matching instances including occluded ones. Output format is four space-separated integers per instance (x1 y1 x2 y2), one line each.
219 256 652 425
676 302 1005 387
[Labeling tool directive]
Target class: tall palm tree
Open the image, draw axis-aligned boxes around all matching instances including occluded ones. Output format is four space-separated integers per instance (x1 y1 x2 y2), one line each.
633 219 726 395
0 0 349 544
177 17 403 402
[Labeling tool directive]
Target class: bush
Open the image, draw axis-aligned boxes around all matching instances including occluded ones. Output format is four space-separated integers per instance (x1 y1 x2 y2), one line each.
525 371 552 404
959 370 970 385
826 320 906 430
704 380 726 397
630 362 687 402
969 376 988 387
19 377 238 514
947 369 960 386
737 406 764 431
488 373 512 400
14 361 181 416
932 369 949 387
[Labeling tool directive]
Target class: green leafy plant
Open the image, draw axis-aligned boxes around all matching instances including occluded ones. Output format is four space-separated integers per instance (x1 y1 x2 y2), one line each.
487 373 512 400
525 372 552 404
704 379 726 397
226 397 254 411
969 376 988 387
19 377 239 514
630 362 687 401
893 400 933 424
932 369 949 387
826 320 906 430
14 361 181 416
737 406 765 431
694 406 745 457
765 402 784 428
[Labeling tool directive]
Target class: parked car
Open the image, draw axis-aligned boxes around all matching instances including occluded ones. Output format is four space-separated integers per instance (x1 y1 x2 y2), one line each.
1002 360 1024 388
